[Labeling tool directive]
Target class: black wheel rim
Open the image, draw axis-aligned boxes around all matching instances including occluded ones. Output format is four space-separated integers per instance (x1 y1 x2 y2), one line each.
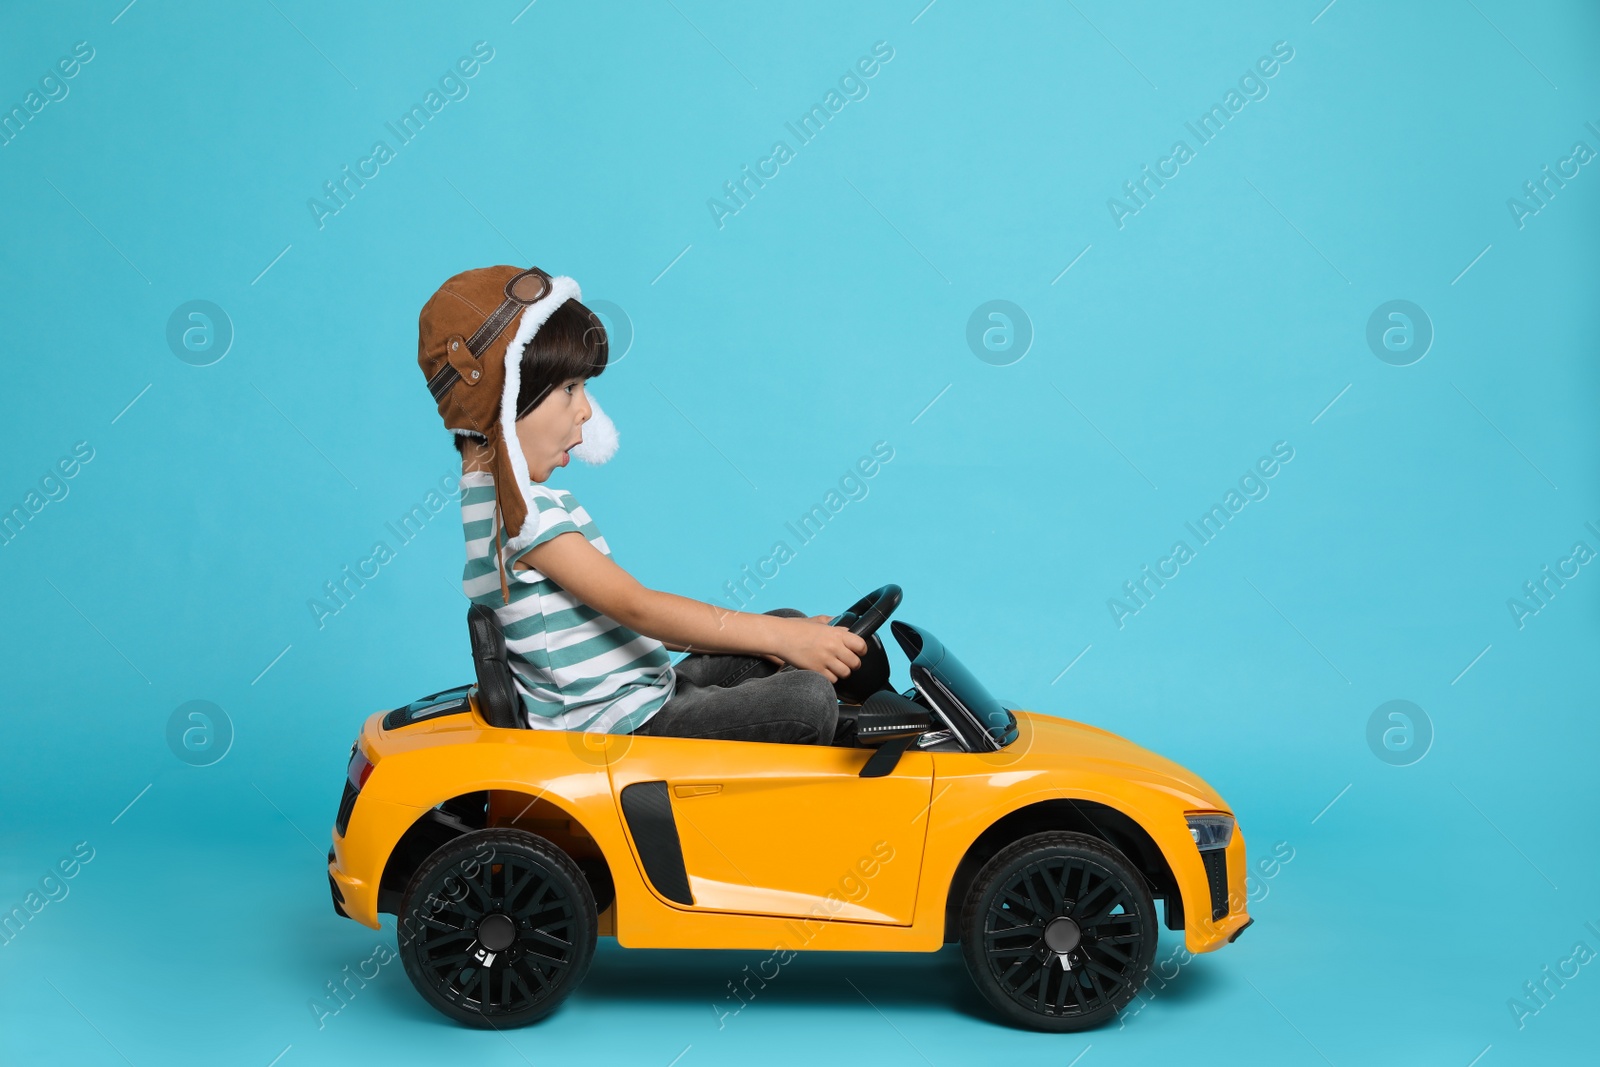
409 851 577 1019
981 854 1147 1019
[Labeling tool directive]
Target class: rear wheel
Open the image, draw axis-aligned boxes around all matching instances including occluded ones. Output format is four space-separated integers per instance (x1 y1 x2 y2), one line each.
397 828 596 1028
960 831 1156 1031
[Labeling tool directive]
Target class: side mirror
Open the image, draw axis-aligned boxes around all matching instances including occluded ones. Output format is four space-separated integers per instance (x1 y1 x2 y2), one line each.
854 691 933 778
859 733 922 778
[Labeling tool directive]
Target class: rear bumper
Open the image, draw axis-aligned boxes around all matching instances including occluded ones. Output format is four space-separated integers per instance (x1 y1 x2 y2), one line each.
328 838 379 928
327 847 349 918
329 793 427 930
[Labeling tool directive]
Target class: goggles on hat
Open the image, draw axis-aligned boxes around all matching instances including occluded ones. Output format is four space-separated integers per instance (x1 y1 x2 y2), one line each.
424 266 554 403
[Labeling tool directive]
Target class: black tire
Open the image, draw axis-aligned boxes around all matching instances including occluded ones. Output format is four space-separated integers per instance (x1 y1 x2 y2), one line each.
960 831 1157 1031
396 828 596 1028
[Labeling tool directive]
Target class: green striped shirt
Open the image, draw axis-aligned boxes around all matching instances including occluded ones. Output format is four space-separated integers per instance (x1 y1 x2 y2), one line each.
459 471 675 732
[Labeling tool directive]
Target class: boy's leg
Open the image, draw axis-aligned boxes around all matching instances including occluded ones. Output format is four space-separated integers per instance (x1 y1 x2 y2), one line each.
637 668 839 745
673 607 806 690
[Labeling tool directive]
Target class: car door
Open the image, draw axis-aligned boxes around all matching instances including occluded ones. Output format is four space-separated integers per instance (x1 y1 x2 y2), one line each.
609 735 933 925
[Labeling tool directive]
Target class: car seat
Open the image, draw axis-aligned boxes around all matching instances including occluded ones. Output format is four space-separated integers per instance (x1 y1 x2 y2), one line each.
467 603 526 729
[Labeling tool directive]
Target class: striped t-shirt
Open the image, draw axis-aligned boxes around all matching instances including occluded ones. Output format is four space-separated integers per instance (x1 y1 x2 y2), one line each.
459 471 675 733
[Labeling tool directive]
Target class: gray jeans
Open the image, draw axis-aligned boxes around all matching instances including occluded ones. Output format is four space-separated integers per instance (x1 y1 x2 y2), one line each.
635 608 839 745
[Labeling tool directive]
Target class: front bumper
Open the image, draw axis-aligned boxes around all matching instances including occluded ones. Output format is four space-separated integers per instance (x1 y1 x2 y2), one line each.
1182 826 1252 953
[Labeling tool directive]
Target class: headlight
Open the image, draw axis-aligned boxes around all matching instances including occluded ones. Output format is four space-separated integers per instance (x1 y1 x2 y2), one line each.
1186 813 1234 851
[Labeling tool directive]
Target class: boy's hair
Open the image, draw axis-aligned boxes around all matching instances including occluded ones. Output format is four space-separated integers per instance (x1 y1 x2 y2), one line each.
453 299 609 454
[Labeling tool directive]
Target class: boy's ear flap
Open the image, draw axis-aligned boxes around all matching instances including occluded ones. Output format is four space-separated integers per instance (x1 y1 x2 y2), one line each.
487 424 531 540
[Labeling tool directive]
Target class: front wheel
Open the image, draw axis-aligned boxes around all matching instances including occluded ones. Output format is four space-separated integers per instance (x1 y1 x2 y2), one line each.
396 828 597 1028
960 831 1157 1031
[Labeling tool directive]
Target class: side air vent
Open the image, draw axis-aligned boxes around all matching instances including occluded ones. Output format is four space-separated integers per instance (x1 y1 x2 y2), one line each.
619 781 694 906
1202 849 1229 920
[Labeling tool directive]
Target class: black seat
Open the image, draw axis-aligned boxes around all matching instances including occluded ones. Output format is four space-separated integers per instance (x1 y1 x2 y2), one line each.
467 604 525 729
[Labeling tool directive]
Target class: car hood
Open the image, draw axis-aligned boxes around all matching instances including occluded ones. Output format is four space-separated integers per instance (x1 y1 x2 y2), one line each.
1008 710 1229 812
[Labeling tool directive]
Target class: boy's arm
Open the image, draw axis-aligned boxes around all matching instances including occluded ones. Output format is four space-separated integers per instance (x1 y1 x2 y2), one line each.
518 532 866 679
658 622 826 654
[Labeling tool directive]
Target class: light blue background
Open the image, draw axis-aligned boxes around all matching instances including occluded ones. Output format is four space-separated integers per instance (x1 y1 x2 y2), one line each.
2 1 1597 1064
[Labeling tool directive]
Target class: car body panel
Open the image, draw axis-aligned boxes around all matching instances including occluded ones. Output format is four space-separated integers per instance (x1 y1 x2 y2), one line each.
907 711 1250 953
331 698 1250 955
330 705 627 930
605 734 932 924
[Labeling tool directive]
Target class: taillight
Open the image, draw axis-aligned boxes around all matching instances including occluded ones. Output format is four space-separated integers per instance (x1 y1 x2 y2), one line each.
348 747 375 790
335 743 373 838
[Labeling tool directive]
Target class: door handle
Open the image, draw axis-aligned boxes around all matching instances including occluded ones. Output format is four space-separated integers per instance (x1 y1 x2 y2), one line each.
672 783 722 798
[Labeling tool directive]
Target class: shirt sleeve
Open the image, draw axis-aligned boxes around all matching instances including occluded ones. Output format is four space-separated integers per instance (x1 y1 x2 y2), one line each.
506 488 584 580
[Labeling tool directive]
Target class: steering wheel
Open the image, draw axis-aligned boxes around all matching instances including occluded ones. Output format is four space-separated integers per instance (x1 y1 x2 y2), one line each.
828 584 902 640
774 584 902 684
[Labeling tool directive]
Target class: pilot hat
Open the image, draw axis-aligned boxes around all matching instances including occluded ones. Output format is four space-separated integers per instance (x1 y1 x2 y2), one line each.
417 264 617 601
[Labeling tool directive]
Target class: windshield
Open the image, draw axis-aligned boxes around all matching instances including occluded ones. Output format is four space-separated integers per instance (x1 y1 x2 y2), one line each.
892 621 1018 749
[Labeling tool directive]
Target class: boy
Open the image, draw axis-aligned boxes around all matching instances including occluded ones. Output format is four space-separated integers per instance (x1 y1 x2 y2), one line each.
419 264 864 744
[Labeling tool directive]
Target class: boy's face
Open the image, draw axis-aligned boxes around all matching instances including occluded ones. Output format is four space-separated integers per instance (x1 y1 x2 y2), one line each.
515 376 591 483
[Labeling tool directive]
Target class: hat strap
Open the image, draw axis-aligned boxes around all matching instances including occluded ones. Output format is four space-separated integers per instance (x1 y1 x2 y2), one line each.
494 498 511 605
425 302 507 400
466 297 524 357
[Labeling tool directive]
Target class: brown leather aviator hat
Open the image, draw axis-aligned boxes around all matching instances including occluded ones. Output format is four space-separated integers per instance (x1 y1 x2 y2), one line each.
417 264 598 601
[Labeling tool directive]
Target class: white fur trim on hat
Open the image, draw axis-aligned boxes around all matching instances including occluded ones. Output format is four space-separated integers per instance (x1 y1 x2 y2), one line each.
499 274 582 552
572 392 618 464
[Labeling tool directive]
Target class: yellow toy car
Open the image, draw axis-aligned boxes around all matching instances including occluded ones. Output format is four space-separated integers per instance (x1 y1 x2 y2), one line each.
327 585 1251 1031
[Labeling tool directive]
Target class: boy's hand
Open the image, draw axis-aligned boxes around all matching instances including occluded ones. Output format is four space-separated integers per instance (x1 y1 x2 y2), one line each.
758 615 836 667
772 616 868 682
